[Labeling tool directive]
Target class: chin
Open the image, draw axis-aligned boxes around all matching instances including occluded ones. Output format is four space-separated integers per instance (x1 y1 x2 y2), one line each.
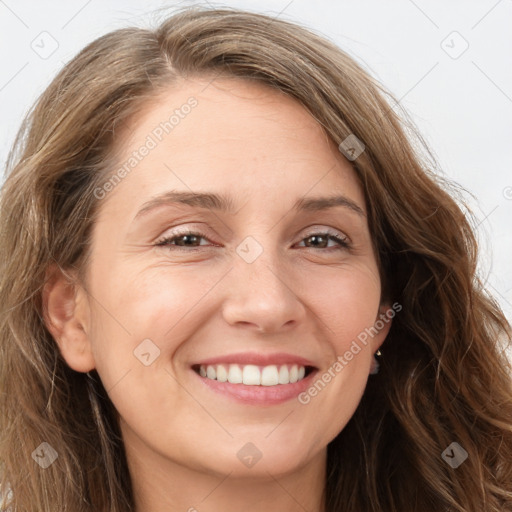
188 436 322 479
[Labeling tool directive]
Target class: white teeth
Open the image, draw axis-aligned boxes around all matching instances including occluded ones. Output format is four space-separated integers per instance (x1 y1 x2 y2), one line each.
242 365 261 385
278 365 289 384
261 365 279 386
206 365 216 380
197 363 308 386
227 364 243 384
216 364 228 382
289 364 298 383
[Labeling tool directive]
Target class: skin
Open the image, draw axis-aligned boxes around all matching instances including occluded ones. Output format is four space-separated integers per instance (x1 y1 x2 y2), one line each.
44 77 391 512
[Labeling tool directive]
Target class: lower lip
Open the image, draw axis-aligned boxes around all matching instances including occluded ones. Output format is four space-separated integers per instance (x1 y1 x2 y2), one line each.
191 368 318 405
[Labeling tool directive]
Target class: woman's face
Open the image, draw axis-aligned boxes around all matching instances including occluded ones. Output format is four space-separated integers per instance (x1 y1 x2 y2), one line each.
67 77 390 478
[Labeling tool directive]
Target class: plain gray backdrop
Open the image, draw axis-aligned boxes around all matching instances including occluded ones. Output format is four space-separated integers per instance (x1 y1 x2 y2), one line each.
1 0 511 326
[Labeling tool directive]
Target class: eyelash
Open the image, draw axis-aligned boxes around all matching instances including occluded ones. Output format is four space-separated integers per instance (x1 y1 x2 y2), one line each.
154 229 351 252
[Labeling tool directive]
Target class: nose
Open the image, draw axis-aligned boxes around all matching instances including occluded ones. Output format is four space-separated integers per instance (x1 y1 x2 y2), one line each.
221 243 307 334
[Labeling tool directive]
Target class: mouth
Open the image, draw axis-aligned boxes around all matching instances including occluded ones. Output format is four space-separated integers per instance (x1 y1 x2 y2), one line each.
189 354 319 405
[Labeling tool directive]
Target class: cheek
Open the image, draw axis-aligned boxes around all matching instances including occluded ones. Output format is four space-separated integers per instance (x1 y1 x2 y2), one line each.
87 263 220 377
296 269 381 449
85 266 212 435
313 263 381 349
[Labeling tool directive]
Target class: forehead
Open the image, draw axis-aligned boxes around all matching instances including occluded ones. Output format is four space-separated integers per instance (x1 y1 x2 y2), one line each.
99 77 365 218
121 76 329 151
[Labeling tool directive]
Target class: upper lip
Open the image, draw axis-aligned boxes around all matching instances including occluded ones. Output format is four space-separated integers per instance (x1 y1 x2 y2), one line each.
192 352 317 368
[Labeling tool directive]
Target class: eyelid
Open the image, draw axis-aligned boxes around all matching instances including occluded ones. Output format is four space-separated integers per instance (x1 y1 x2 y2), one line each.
301 225 348 239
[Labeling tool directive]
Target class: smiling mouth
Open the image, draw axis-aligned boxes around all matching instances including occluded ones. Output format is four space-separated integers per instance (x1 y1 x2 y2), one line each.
191 363 315 386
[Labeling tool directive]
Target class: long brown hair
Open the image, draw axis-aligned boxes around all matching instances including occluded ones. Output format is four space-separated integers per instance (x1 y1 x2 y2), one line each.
1 6 511 511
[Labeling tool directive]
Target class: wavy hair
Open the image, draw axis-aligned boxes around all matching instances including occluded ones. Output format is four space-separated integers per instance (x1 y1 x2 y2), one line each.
1 6 511 511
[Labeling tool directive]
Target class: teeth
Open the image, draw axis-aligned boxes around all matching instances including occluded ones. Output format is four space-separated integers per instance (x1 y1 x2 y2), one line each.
261 365 279 386
289 364 298 383
216 364 228 382
243 365 261 385
197 363 308 385
227 364 243 384
206 365 216 379
278 365 289 384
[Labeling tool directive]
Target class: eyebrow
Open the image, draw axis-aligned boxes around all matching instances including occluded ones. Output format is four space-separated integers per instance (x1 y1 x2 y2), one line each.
133 190 366 220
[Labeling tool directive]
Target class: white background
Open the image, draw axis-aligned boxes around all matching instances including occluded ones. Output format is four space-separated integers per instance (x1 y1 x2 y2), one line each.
1 0 511 325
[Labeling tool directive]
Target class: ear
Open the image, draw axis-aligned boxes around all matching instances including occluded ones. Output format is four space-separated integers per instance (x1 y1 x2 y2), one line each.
42 263 95 373
371 302 395 353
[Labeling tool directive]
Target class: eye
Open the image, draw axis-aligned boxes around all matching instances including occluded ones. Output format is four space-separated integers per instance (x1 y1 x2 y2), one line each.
296 231 351 251
154 230 212 250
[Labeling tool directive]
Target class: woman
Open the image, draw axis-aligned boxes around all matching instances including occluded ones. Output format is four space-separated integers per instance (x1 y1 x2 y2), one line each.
0 6 511 512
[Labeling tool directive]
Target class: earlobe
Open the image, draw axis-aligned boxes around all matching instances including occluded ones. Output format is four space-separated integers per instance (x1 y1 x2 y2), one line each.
42 264 95 373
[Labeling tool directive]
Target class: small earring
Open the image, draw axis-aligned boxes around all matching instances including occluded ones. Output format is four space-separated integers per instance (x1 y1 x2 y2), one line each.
370 350 382 375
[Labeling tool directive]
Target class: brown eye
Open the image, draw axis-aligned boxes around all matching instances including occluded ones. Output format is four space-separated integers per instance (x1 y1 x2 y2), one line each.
155 230 211 249
298 232 350 250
